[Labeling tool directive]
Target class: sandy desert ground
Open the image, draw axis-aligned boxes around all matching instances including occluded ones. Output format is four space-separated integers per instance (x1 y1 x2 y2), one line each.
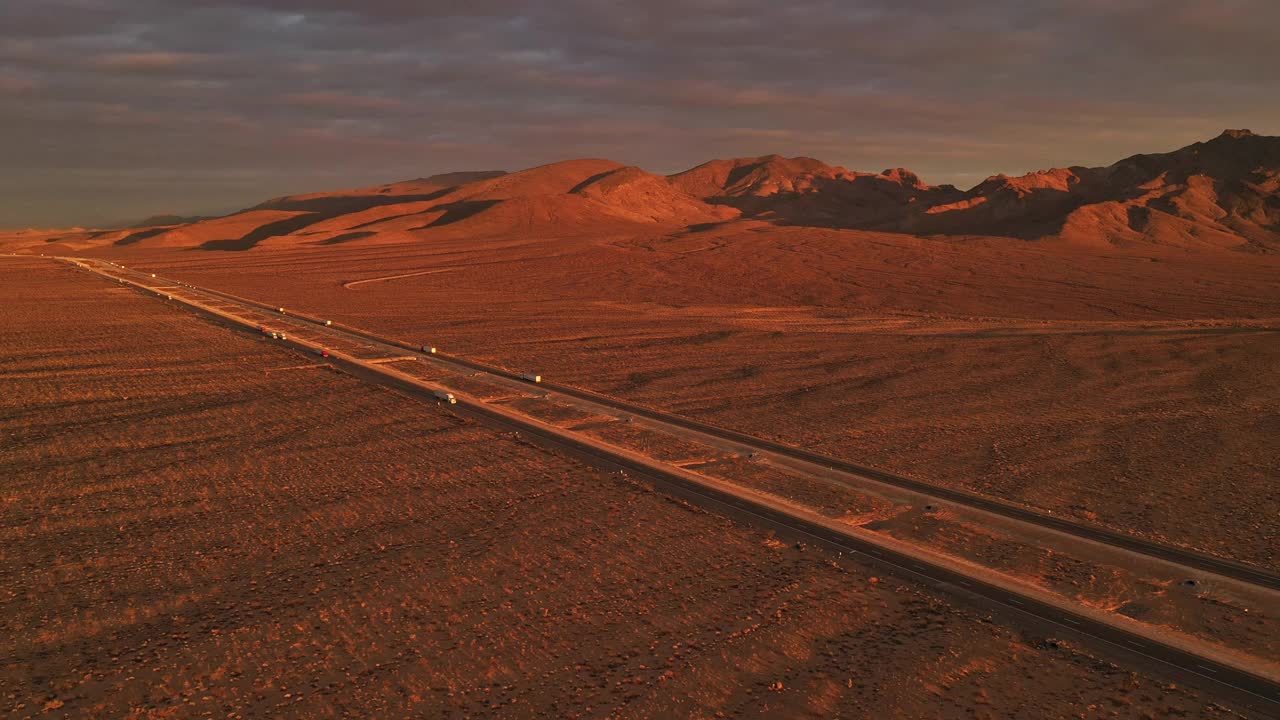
0 256 1252 719
5 130 1279 717
60 254 1280 669
89 220 1280 571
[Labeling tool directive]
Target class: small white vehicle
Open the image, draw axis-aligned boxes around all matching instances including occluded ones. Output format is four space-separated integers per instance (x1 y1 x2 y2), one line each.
520 373 542 383
324 320 332 326
278 307 286 314
422 345 437 354
432 390 457 404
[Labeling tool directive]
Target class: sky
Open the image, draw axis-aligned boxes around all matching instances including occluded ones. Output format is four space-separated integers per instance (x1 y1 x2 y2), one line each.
2 1 1278 228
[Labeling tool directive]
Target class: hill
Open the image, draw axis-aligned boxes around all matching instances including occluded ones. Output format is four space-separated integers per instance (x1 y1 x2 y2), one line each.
663 132 1280 252
906 129 1280 250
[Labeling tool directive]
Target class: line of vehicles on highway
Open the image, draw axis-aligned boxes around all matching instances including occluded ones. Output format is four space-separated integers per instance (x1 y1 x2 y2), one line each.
89 265 539 402
251 324 547 406
67 260 541 411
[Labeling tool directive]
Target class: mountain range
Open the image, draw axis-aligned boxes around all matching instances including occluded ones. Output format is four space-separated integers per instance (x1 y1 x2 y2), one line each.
13 129 1279 254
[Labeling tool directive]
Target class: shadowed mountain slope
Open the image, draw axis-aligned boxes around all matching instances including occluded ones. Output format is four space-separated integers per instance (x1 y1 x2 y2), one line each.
5 131 1277 253
906 130 1280 250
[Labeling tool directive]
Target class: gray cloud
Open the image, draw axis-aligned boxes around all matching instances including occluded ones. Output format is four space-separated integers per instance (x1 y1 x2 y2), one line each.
1 0 1277 227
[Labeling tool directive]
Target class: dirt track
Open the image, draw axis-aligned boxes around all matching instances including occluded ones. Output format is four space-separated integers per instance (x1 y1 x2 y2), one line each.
342 268 454 289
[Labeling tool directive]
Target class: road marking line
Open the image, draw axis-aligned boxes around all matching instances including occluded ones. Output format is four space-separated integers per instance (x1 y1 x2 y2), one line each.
1008 599 1024 606
1196 664 1218 674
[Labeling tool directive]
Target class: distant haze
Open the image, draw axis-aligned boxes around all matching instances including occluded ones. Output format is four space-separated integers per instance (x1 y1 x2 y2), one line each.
2 1 1278 228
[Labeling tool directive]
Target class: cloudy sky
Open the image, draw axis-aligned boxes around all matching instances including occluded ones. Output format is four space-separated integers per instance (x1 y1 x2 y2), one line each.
2 0 1277 228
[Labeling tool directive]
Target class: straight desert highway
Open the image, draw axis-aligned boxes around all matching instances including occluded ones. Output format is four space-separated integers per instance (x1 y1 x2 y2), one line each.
61 256 1280 718
7 121 1280 720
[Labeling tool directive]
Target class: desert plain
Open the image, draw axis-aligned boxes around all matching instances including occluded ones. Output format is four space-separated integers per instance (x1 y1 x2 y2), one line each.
4 130 1280 718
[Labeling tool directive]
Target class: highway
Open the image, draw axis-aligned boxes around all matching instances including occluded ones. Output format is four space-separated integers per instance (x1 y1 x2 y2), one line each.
62 256 1280 717
81 258 1280 593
